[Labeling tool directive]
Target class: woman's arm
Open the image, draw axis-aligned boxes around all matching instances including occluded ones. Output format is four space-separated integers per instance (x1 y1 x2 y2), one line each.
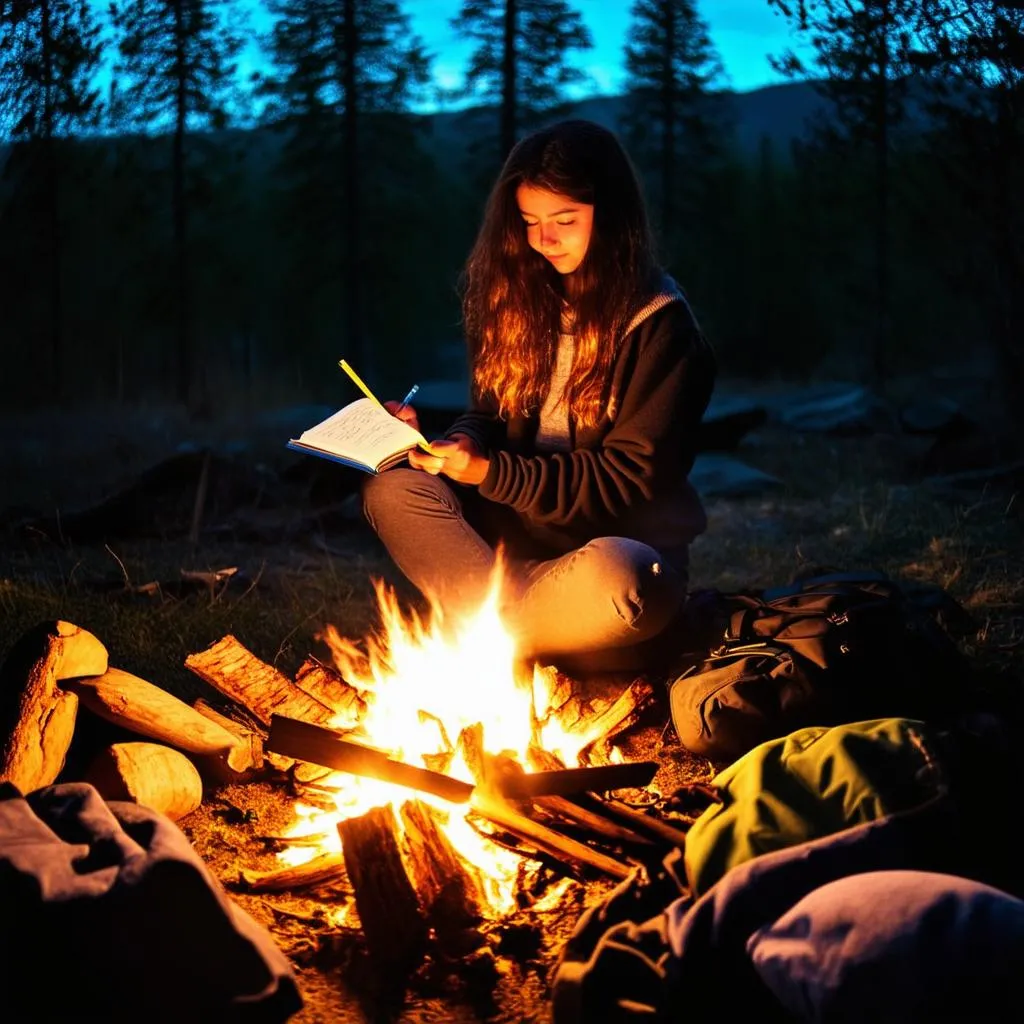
476 303 715 529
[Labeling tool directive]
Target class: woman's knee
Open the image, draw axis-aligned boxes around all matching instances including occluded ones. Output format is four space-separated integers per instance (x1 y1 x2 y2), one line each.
361 468 450 530
577 536 686 635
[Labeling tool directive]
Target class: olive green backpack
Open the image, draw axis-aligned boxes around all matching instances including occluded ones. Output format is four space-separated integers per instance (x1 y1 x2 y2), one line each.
681 717 946 897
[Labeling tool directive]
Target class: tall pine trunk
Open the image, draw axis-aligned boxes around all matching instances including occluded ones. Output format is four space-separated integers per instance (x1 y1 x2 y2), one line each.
342 0 366 377
172 0 193 408
871 2 891 391
659 2 677 239
41 0 64 401
500 0 517 159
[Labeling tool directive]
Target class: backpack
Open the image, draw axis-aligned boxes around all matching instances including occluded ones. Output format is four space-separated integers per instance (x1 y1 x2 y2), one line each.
680 717 947 897
668 570 973 762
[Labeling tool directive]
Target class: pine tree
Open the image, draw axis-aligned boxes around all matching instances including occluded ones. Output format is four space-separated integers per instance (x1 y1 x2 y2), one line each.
914 0 1024 438
769 0 921 389
109 0 244 410
0 0 102 401
621 0 726 265
451 0 593 165
259 0 431 384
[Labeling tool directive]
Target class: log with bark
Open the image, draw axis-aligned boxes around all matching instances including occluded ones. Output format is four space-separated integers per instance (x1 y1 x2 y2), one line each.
184 634 335 727
0 621 107 793
67 667 258 775
85 741 203 821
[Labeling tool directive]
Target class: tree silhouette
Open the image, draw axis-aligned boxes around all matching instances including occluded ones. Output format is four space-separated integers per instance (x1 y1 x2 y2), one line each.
109 0 244 411
915 0 1024 438
451 0 593 165
620 0 726 264
769 0 921 390
260 0 430 384
0 0 102 400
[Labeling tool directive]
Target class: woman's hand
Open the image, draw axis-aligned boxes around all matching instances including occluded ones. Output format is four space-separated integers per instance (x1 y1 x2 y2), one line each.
383 399 420 433
409 434 490 485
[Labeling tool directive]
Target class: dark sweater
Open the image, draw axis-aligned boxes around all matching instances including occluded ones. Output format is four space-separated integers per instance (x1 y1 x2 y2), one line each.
447 287 716 561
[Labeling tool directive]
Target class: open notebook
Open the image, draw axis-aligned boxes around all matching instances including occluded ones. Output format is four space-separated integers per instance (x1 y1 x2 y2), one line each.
287 397 436 474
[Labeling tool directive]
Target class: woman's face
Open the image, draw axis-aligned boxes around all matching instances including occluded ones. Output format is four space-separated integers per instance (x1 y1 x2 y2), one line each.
516 183 595 275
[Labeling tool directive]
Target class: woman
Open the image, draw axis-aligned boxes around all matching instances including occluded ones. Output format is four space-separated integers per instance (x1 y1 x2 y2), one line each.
363 119 716 673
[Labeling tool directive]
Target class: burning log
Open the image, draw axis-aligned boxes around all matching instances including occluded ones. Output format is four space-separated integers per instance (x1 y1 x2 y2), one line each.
0 621 107 793
85 741 203 821
184 634 334 727
338 805 428 973
293 657 367 726
577 680 655 764
400 799 486 939
66 667 258 775
238 851 347 892
459 725 634 881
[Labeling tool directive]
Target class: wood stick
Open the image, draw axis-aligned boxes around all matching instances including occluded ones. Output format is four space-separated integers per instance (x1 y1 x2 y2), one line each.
470 792 632 881
0 620 107 793
192 698 266 772
577 680 654 764
591 797 690 850
535 795 656 848
238 851 347 892
184 634 335 727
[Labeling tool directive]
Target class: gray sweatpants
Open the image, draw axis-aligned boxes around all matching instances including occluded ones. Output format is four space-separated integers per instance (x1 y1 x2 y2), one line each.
361 467 686 672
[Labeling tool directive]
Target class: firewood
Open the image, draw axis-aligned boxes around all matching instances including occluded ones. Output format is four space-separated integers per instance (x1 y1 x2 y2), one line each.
577 680 655 765
0 620 107 793
67 667 257 775
400 799 486 936
184 634 334 727
238 851 347 892
470 791 633 881
338 805 428 973
293 657 366 727
591 797 690 851
85 741 203 821
192 698 266 773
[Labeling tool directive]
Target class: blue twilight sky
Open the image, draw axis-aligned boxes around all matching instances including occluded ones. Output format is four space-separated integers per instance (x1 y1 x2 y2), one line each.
401 0 814 102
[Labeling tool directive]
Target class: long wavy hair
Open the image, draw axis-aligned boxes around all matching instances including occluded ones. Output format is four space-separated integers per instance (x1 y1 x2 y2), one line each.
461 119 659 430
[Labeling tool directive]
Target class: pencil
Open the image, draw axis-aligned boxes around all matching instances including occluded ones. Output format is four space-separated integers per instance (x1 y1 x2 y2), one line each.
338 359 385 410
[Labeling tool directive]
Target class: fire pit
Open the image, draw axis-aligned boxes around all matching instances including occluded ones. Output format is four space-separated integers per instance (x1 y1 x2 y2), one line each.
0 572 705 1018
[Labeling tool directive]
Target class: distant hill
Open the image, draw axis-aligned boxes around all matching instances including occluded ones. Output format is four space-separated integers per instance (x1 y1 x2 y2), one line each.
421 80 830 175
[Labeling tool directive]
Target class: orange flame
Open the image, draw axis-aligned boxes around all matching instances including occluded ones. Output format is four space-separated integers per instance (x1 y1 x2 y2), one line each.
278 564 604 915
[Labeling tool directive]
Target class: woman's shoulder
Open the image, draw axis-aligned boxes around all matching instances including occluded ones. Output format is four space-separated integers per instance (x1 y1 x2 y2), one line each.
624 274 706 352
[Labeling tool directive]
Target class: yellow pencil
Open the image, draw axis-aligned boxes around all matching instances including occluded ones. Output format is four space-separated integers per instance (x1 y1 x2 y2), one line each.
338 358 441 457
338 359 385 410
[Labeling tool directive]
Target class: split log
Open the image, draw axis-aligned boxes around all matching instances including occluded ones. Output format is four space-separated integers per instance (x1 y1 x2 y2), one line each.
238 851 347 892
400 799 486 937
338 805 428 973
192 699 266 773
184 634 334 727
577 680 655 765
85 741 202 821
0 621 107 793
293 657 366 727
67 667 257 775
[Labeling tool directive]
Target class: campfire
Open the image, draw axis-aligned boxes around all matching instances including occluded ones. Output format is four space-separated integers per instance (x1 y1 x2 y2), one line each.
0 568 691 982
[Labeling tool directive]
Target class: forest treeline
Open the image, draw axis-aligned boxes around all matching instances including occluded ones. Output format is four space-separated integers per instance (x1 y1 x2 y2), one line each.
0 0 1021 431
